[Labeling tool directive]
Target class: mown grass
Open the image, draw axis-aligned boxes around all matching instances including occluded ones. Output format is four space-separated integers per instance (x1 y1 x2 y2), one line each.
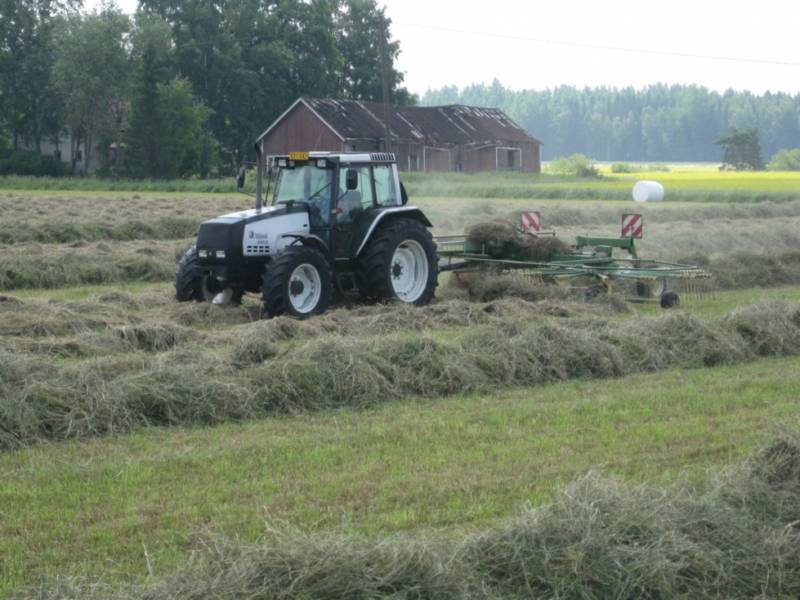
2 168 799 201
3 356 800 596
610 168 800 192
0 175 246 194
0 191 246 244
4 173 800 597
5 188 800 294
404 170 800 202
4 291 800 448
0 239 187 290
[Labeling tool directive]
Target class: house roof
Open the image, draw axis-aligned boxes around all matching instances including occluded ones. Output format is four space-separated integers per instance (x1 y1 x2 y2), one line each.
257 97 541 146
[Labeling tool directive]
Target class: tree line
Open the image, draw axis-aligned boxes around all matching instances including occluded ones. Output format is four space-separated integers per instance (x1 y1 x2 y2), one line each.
0 0 411 178
422 81 800 163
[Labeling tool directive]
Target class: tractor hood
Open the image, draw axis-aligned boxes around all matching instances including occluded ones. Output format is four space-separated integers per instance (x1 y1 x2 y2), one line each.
196 204 310 261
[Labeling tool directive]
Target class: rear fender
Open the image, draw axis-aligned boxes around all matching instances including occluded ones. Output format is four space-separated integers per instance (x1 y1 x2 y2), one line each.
354 207 432 256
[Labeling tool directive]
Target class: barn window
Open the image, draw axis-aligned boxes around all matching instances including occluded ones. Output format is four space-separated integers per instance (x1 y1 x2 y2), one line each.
508 149 516 168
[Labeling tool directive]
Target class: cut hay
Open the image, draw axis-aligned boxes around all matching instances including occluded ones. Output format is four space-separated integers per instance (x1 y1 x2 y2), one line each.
114 323 197 353
462 431 800 598
6 299 800 449
24 429 800 599
466 218 572 261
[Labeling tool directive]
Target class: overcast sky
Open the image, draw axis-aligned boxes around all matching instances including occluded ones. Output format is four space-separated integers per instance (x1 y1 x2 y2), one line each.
91 0 800 95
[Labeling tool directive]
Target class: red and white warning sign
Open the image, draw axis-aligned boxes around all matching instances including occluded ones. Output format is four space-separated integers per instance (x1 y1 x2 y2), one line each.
520 211 541 233
621 213 643 238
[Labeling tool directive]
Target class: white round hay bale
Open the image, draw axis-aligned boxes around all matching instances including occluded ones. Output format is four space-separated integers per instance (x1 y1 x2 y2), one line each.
632 180 665 202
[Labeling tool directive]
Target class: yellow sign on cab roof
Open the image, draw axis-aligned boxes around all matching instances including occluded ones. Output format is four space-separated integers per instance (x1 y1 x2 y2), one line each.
289 151 309 161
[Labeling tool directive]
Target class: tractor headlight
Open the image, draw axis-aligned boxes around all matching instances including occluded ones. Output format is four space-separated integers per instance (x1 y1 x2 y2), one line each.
198 249 209 258
215 250 226 259
277 158 288 167
316 159 327 168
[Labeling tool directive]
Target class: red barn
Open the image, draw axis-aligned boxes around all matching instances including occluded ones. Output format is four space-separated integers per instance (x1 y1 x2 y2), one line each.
257 97 542 173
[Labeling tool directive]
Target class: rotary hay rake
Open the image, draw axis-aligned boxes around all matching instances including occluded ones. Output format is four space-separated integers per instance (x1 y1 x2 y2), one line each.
437 212 712 308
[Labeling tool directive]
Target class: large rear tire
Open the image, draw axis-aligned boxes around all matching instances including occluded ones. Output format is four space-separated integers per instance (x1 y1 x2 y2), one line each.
175 246 242 304
262 246 332 318
357 219 438 305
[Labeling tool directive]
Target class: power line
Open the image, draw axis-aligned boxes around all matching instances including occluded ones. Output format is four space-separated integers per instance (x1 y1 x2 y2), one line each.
394 23 800 68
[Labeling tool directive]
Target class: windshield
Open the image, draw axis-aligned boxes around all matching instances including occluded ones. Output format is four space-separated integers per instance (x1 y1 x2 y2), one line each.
273 164 334 225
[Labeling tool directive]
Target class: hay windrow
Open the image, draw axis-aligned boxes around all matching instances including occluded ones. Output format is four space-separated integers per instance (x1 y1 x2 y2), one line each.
5 300 800 449
23 429 800 599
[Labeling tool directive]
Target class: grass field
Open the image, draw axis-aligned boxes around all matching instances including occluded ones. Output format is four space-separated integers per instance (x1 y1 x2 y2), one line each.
2 166 800 597
3 164 800 200
3 357 800 593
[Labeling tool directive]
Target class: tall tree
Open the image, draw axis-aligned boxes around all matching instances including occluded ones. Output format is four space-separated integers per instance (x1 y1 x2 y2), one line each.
125 12 175 177
716 127 764 171
422 83 800 162
336 0 412 105
151 76 213 178
138 0 413 167
52 5 130 173
0 0 75 150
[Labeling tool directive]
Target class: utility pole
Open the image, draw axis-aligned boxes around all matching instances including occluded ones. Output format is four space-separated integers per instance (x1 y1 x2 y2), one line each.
380 34 392 153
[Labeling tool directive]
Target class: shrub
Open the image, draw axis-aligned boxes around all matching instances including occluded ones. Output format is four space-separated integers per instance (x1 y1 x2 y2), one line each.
547 154 600 177
0 149 68 177
610 162 640 173
768 148 800 171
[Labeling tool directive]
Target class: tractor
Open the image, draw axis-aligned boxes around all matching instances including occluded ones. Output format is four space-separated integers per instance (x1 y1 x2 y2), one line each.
175 150 438 317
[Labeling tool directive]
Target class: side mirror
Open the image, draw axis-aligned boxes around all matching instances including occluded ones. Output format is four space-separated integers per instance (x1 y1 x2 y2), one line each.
346 168 358 191
236 166 246 190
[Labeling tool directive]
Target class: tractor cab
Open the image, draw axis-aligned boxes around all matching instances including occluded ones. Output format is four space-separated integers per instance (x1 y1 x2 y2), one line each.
268 151 406 259
176 150 437 318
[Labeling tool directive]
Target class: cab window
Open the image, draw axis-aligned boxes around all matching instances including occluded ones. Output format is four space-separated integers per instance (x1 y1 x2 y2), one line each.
273 164 333 227
373 165 399 206
336 166 374 222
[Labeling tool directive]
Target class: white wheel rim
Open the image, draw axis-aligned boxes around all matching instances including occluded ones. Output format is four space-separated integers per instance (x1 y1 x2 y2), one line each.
288 263 322 314
390 239 429 303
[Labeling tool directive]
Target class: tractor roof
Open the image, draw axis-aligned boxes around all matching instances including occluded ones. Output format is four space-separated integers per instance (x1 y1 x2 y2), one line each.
272 151 396 165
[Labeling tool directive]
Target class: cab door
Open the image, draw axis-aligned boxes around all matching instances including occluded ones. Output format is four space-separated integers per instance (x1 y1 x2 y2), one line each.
333 164 376 259
305 165 335 248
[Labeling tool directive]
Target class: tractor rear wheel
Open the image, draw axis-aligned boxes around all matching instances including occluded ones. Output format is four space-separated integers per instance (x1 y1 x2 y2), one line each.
357 219 438 305
261 246 332 318
175 246 242 304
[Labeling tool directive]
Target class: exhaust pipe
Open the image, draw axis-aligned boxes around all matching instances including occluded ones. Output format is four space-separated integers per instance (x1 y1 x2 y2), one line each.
254 142 263 211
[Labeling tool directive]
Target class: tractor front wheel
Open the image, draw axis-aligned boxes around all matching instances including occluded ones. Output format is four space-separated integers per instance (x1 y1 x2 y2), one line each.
261 246 332 318
357 219 438 305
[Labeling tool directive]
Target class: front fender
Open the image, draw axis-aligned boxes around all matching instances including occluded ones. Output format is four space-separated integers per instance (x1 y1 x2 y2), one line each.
280 232 330 257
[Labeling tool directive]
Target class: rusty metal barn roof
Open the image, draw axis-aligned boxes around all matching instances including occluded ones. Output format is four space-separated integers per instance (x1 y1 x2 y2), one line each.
258 98 541 146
